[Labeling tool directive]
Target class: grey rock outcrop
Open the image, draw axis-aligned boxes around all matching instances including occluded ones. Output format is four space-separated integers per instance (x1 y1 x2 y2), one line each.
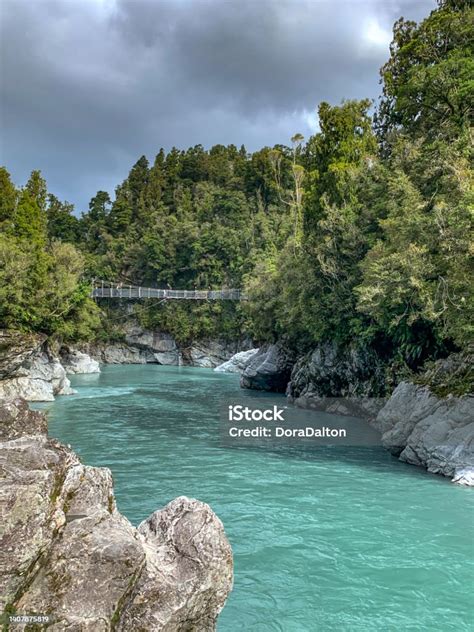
415 346 473 398
119 497 233 631
214 348 259 374
0 398 233 629
124 325 181 365
59 348 100 374
372 382 474 485
184 339 253 369
83 329 253 369
0 345 74 402
241 343 295 392
0 330 46 379
84 342 157 365
288 343 385 403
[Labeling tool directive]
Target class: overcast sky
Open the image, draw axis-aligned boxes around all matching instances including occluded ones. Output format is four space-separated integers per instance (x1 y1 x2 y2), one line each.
1 0 435 213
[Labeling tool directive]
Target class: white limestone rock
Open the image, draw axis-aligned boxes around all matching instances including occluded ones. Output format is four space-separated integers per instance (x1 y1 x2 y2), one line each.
214 348 259 374
60 349 100 374
188 339 252 368
452 468 474 486
0 376 56 401
0 349 74 402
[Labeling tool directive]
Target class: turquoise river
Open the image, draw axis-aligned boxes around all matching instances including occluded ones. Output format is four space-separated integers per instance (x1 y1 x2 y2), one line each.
38 365 473 631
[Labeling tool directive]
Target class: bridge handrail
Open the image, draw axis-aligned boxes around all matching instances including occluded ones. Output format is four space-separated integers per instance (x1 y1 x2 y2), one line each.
91 282 245 301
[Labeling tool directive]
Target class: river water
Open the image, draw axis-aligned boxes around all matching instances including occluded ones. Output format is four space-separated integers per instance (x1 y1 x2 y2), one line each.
40 365 473 631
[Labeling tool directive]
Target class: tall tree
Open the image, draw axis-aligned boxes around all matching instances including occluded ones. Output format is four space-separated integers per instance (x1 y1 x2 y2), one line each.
127 155 149 219
47 194 80 243
25 170 48 213
13 189 47 244
376 0 473 146
0 167 17 226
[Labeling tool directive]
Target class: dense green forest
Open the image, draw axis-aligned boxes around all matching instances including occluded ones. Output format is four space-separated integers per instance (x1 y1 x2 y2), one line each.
0 0 472 373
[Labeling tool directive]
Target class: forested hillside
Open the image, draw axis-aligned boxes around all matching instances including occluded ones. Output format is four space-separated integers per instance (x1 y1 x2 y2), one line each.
247 0 473 369
0 0 472 372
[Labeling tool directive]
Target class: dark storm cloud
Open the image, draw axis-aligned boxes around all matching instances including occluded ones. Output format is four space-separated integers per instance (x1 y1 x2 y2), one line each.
0 0 436 211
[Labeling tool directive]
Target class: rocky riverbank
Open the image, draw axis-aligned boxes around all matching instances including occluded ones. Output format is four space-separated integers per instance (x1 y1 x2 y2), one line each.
371 381 473 485
78 323 252 369
0 398 233 629
236 342 473 486
0 328 253 402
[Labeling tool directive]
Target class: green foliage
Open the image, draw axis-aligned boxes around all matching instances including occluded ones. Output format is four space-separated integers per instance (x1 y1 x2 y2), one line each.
76 142 294 341
47 194 81 242
0 167 17 228
356 134 473 354
376 0 473 145
0 168 100 340
247 0 473 368
25 170 48 212
0 233 100 339
134 300 248 345
12 189 47 244
246 100 380 349
303 99 377 227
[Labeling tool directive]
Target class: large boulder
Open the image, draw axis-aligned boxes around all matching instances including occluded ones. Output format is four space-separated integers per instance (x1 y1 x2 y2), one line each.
0 398 233 629
119 497 233 631
0 346 74 402
184 339 253 369
372 382 474 485
59 348 100 374
214 348 259 374
240 343 295 392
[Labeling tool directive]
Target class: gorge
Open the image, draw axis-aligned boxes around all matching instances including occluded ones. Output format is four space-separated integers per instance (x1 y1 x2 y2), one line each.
1 1 472 628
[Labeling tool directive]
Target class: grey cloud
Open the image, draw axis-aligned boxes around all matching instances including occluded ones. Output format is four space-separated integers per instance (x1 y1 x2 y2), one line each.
0 0 436 212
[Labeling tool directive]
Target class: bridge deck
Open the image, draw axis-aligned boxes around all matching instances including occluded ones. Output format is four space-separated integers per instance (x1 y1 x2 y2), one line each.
92 285 244 300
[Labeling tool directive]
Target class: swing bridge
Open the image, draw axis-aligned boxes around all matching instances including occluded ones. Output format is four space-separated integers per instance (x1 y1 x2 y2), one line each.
91 280 245 301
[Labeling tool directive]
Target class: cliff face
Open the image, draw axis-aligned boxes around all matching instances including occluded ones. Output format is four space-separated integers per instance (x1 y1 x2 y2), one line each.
240 342 387 400
81 329 252 370
0 398 233 630
372 383 474 485
238 343 473 485
288 343 387 400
